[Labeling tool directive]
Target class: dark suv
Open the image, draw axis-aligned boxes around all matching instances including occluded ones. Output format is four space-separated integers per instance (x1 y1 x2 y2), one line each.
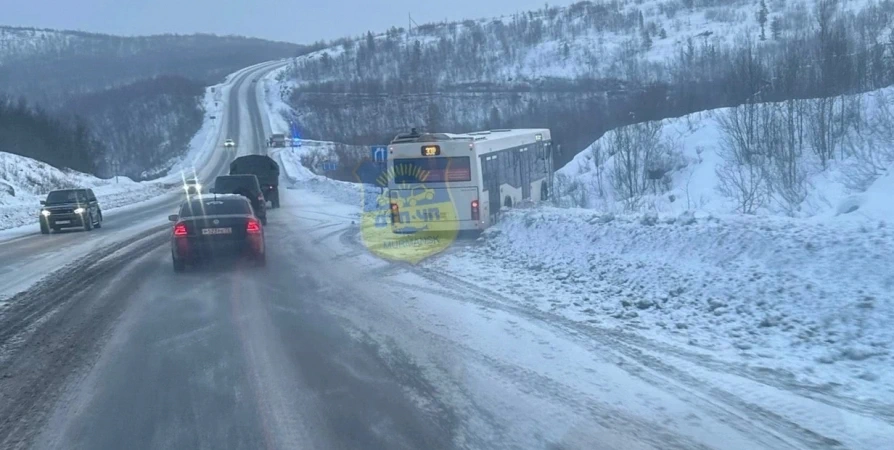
39 188 103 234
210 175 267 224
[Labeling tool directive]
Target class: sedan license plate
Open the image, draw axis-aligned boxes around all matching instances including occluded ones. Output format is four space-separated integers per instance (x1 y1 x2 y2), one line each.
201 227 232 235
55 220 71 224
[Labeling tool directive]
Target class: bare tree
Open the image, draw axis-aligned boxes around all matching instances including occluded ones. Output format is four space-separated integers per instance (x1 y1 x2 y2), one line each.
715 102 770 213
765 100 811 215
551 172 588 208
589 141 607 198
843 89 894 190
608 120 663 210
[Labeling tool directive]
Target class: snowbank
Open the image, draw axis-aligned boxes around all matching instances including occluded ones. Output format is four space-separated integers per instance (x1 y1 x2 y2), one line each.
0 152 172 229
261 65 292 136
273 145 373 213
435 208 894 401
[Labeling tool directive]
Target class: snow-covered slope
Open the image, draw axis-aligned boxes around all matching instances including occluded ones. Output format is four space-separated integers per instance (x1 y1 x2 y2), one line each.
558 85 894 221
286 0 890 85
0 152 170 228
439 208 894 401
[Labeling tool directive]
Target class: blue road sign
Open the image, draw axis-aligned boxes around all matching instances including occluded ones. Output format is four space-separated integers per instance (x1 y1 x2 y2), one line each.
371 145 388 163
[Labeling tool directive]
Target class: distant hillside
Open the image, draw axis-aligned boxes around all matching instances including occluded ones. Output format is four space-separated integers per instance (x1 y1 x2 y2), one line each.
0 26 303 106
0 26 316 178
277 0 894 167
0 97 102 174
61 76 206 180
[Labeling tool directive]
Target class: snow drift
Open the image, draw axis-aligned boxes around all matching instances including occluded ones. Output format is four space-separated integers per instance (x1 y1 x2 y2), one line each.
0 152 171 229
438 207 894 401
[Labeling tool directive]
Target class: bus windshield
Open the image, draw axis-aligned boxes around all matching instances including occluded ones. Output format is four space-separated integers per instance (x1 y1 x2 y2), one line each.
392 157 471 183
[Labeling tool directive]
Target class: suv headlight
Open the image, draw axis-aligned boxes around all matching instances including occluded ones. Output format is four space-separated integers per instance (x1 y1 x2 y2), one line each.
40 210 51 217
74 207 86 214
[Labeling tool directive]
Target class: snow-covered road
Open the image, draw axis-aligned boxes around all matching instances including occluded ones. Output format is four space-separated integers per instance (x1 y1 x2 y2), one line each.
0 59 287 303
0 58 889 450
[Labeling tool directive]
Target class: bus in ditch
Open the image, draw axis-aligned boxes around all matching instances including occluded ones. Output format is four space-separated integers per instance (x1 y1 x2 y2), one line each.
385 128 553 233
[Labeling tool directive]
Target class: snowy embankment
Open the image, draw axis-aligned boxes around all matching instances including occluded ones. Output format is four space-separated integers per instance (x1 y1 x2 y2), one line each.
0 77 228 231
0 152 171 229
437 208 894 400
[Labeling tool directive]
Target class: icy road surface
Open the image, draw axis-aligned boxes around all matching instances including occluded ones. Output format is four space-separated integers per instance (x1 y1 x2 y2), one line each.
0 185 888 449
0 58 890 449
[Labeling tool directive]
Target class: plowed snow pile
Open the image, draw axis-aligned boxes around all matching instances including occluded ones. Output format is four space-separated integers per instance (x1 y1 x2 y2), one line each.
436 208 894 401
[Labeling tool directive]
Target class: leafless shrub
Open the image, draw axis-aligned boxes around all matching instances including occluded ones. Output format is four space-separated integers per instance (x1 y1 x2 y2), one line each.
589 142 608 198
842 90 894 190
299 146 328 172
765 100 811 215
552 172 589 208
607 120 663 211
715 102 771 213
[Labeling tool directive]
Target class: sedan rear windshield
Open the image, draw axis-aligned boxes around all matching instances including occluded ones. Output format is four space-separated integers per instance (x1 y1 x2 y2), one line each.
46 190 88 204
179 200 251 217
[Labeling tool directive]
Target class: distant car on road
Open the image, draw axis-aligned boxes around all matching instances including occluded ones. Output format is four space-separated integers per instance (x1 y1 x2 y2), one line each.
184 178 202 195
39 188 103 234
169 195 266 272
224 138 236 149
267 134 286 148
210 174 268 225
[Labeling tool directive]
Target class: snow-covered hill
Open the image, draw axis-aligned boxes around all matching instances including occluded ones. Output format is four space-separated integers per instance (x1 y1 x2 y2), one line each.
0 25 300 109
556 85 894 221
285 0 890 85
277 0 894 166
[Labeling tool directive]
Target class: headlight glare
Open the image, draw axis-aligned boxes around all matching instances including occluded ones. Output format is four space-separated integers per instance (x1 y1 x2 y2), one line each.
40 210 51 216
74 207 86 214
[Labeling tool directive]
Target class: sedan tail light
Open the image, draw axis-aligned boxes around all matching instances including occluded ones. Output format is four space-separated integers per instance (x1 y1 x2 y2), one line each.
246 218 261 234
173 222 188 237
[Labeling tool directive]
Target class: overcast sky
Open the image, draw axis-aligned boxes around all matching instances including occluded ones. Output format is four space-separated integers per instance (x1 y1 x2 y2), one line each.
2 0 575 43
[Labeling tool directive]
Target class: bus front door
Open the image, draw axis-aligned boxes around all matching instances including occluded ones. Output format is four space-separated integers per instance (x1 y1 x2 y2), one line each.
519 149 532 200
487 182 500 223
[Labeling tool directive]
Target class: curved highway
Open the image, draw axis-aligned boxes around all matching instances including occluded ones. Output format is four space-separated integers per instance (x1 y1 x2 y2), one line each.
0 59 886 450
0 60 286 299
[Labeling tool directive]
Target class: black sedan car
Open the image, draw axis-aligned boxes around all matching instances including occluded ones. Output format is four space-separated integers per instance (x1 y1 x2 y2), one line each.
39 188 103 234
169 194 266 272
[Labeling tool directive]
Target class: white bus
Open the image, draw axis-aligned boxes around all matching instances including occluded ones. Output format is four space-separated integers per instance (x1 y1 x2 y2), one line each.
386 128 553 233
